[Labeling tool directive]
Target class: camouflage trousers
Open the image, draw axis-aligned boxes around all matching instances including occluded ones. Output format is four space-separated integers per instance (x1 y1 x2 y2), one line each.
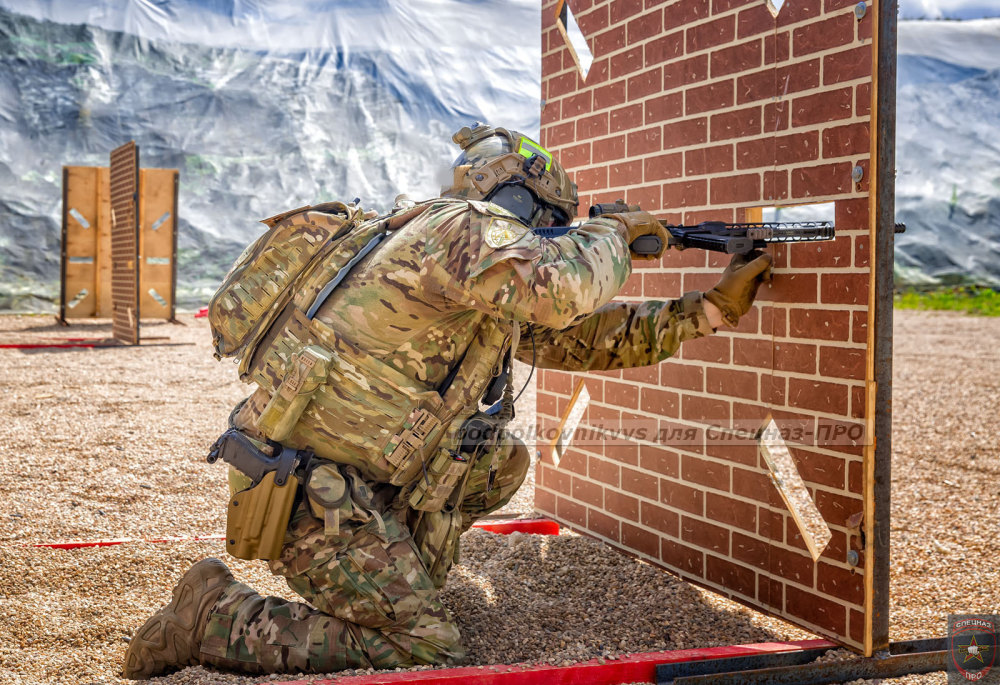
199 439 530 674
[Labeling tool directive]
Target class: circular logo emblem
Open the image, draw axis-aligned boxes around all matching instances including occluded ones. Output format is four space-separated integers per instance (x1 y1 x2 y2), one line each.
951 618 997 681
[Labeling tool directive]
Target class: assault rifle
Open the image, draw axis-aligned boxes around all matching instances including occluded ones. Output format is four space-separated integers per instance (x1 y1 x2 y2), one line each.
534 201 836 256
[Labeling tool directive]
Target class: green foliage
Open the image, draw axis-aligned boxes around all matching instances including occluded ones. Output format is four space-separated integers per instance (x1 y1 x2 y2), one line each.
895 286 1000 317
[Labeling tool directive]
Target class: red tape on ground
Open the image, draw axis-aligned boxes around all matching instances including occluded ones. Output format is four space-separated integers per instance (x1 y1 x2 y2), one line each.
0 342 114 349
29 518 559 550
271 640 837 685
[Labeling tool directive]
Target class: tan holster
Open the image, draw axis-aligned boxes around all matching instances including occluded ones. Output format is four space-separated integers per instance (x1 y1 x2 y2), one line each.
226 471 298 560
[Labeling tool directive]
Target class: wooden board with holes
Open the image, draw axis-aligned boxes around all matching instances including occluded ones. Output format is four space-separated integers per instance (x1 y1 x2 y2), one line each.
60 162 178 325
138 169 179 320
61 167 101 319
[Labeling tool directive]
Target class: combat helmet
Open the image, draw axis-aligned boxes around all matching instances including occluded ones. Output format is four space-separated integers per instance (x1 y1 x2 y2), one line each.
442 123 578 228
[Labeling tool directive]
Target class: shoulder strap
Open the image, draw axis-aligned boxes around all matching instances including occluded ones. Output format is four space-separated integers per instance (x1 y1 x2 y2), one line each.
304 201 437 321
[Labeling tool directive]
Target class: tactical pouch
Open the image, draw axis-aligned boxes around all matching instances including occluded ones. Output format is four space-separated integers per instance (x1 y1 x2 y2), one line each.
247 306 446 484
226 471 298 560
256 345 331 442
209 202 366 365
304 462 353 538
407 447 470 512
411 507 464 588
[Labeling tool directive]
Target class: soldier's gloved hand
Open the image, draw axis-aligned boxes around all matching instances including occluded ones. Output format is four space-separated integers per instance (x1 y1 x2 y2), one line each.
704 250 773 327
609 211 669 260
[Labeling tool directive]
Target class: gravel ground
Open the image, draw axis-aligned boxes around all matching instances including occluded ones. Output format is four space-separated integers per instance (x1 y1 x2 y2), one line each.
0 309 997 684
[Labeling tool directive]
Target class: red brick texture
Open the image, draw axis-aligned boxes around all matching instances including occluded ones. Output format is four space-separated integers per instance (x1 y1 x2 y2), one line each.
536 0 874 652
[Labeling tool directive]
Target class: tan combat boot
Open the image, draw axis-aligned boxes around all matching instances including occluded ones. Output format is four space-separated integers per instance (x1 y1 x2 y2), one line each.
122 557 234 679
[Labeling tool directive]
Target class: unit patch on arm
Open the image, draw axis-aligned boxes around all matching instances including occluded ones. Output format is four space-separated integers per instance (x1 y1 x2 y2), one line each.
485 218 527 249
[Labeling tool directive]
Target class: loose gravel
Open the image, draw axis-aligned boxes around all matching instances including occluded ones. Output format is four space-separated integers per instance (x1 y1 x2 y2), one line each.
0 309 997 685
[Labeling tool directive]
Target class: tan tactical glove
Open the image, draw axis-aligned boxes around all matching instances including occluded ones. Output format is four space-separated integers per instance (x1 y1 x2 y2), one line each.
609 211 669 260
704 250 773 327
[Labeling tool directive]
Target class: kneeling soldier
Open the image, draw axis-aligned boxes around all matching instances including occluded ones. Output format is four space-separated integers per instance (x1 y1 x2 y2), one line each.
124 123 770 678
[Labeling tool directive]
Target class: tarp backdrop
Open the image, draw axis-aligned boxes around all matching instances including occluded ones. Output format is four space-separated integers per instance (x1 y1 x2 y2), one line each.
0 1 998 311
0 0 541 310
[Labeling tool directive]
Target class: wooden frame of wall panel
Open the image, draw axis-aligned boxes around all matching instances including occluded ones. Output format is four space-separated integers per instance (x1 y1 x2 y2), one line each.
60 165 178 324
536 0 894 655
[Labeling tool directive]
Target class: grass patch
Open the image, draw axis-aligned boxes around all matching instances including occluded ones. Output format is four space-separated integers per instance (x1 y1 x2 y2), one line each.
894 286 1000 317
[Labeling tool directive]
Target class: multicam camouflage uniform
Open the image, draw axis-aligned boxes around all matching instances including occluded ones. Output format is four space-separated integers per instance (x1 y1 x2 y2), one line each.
198 197 714 673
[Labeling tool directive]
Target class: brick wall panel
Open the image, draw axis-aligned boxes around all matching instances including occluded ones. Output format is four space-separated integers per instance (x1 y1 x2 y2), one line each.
593 135 627 163
824 45 873 85
792 14 855 57
624 465 661 499
662 362 705 391
823 123 871 158
540 0 876 650
821 272 870 305
786 586 847 635
763 31 791 64
737 4 776 38
731 469 773 503
556 496 587 528
625 184 663 208
589 507 623 542
685 145 734 176
769 547 815 587
610 160 645 187
710 172 761 204
589 454 622 488
661 479 705 515
623 521 663 559
646 93 685 123
705 439 759 467
706 555 756 597
595 26 627 56
713 0 759 13
819 345 866 380
681 515 731 554
711 39 763 78
663 179 709 208
641 500 682 535
818 562 865 604
663 117 709 149
682 454 731 490
790 233 853 268
610 0 645 23
611 45 645 77
628 12 663 43
664 0 711 32
764 169 790 201
706 492 758 533
686 80 735 115
792 161 854 198
628 126 664 156
662 538 705 575
665 54 710 90
710 106 762 142
645 31 685 66
629 68 665 100
764 100 791 131
641 444 680 477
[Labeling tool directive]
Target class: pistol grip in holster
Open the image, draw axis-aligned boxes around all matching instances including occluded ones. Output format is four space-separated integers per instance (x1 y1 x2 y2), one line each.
208 429 308 561
226 471 298 560
256 345 332 442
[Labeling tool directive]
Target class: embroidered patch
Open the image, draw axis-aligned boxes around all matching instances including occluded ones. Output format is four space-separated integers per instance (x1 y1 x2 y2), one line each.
485 218 526 249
